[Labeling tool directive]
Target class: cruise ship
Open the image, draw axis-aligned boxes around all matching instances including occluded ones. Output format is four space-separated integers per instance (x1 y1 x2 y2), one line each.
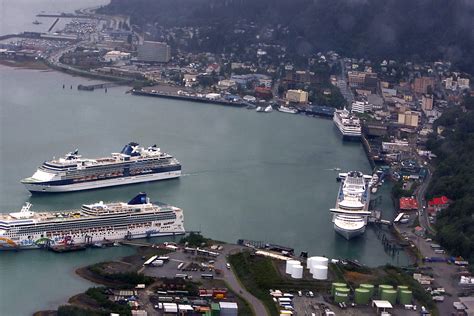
330 171 372 240
0 193 185 249
333 109 361 140
21 142 181 193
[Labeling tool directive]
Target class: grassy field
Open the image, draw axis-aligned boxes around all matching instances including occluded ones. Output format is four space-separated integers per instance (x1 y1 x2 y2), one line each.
228 251 330 316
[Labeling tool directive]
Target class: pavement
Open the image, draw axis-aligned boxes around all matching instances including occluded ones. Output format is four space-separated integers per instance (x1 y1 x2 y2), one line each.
395 168 459 316
142 244 269 316
217 245 269 316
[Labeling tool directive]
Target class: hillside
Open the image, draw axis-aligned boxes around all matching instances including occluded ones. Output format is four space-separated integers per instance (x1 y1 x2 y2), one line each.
98 0 474 72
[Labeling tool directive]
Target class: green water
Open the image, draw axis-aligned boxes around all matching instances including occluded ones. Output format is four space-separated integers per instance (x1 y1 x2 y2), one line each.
0 66 409 315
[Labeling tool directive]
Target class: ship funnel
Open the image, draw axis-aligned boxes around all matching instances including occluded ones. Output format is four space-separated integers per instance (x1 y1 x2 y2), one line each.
128 192 148 205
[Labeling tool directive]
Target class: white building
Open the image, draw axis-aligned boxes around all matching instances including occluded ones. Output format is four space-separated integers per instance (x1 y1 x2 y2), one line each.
458 78 470 89
104 50 130 62
351 100 372 113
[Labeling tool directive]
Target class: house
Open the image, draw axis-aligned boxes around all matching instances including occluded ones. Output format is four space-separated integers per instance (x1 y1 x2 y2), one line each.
427 196 450 215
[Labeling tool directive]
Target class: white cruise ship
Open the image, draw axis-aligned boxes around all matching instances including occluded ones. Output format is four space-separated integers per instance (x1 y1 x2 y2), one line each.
333 109 361 140
0 193 185 249
21 142 181 193
330 171 372 240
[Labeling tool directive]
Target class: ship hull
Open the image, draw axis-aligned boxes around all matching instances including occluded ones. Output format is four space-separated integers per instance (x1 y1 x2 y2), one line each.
24 170 181 193
0 229 185 250
334 223 366 240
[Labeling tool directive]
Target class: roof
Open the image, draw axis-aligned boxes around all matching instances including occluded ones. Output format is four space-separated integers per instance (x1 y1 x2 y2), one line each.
428 196 450 206
372 300 393 309
219 302 238 308
399 197 419 210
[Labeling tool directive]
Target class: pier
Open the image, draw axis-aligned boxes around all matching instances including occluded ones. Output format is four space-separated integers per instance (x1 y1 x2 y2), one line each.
132 89 248 108
77 80 132 91
48 18 59 33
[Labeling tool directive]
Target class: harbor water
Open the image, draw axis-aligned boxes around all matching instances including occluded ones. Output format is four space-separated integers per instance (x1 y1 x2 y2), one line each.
0 66 409 315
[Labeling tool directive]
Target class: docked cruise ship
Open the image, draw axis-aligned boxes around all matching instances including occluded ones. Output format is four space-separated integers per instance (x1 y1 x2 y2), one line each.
330 171 372 240
21 142 181 193
333 109 361 140
0 193 185 249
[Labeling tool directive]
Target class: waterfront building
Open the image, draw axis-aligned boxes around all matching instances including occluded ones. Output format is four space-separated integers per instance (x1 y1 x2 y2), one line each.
286 89 308 104
351 100 372 114
137 41 171 63
217 79 237 90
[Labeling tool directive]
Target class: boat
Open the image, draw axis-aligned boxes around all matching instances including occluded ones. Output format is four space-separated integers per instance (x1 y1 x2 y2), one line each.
333 167 341 171
0 193 185 250
333 109 361 141
330 171 372 240
21 142 181 193
256 106 265 112
32 20 42 25
264 105 273 113
277 105 298 114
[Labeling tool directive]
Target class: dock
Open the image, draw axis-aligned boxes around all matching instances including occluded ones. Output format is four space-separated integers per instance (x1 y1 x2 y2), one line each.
77 81 132 91
237 239 294 255
132 89 248 107
48 18 59 33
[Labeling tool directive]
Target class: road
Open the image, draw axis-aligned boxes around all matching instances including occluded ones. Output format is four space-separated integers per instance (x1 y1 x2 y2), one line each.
215 245 270 316
415 168 435 234
396 169 459 315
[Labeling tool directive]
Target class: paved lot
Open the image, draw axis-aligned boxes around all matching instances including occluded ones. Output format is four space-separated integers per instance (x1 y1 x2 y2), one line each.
142 244 269 316
396 218 460 316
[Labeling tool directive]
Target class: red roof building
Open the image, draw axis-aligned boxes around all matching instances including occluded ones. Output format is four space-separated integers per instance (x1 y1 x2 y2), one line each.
427 196 450 215
399 197 419 211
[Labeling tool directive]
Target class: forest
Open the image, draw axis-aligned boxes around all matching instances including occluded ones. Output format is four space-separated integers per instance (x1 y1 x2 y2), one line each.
427 95 474 263
99 0 474 73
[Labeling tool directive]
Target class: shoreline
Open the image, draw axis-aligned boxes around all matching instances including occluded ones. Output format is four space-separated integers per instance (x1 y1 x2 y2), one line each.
0 59 50 70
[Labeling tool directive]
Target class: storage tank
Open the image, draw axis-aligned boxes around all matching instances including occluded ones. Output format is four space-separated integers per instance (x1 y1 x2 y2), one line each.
360 284 375 297
285 260 300 274
312 265 328 280
354 288 371 305
334 288 350 303
291 265 303 279
331 283 347 296
381 289 397 304
397 285 409 294
398 290 413 305
311 256 329 267
378 284 393 297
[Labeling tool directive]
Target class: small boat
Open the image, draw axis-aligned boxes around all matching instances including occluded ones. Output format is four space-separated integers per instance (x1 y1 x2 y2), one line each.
333 167 341 171
256 106 264 112
32 20 42 25
264 105 273 113
277 106 298 114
